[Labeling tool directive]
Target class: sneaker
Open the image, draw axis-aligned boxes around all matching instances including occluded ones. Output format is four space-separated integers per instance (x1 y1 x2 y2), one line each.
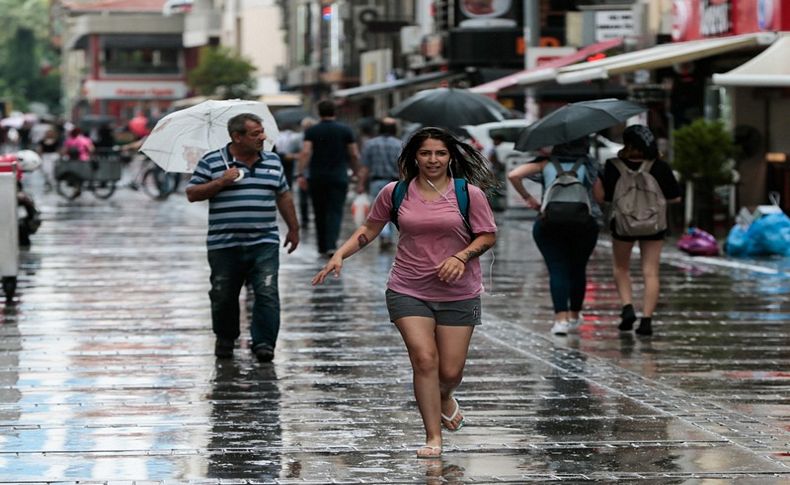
214 338 234 358
253 343 275 363
566 315 581 334
551 320 571 336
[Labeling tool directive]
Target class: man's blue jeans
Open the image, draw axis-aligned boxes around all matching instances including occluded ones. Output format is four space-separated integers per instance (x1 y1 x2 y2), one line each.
207 243 280 349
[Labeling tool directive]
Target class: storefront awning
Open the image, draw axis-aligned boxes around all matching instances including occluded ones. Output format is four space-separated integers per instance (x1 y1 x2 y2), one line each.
470 38 622 95
713 34 790 87
333 71 464 99
554 32 777 85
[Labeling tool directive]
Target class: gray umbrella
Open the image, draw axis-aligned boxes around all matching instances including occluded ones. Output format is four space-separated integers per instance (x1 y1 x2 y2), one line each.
390 88 515 129
515 98 646 151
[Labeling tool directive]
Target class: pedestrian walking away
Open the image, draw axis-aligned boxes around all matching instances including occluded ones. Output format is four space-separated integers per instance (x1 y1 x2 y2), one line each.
186 113 300 362
508 137 604 336
289 116 316 229
312 127 497 458
357 117 403 249
601 124 681 336
297 100 361 256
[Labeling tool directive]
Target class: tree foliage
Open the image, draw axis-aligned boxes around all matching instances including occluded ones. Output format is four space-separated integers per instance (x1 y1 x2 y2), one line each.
0 0 61 113
187 47 257 99
672 119 735 187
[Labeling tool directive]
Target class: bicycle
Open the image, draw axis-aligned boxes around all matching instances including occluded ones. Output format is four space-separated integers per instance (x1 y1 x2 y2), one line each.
141 162 182 200
55 148 122 200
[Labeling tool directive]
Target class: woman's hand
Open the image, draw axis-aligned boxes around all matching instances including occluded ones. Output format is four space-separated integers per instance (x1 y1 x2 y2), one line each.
524 194 540 210
312 255 343 285
436 255 466 283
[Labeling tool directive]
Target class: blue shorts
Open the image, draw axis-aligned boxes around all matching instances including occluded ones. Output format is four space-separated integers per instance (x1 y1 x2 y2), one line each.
385 289 481 326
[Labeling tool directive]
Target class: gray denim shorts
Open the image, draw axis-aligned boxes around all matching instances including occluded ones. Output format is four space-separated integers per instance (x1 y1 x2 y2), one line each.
385 289 481 326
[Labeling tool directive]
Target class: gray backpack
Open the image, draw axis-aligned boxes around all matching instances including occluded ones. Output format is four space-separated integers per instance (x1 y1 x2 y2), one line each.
540 158 593 229
610 158 667 237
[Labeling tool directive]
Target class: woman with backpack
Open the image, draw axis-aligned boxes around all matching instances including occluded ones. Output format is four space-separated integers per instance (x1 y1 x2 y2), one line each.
600 125 681 336
507 137 604 336
312 127 497 458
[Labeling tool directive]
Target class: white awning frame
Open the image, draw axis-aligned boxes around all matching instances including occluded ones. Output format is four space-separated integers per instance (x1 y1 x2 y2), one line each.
713 33 790 87
554 32 777 85
333 71 463 99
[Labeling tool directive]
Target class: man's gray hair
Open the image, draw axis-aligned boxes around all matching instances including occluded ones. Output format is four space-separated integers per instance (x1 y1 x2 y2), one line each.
228 113 263 136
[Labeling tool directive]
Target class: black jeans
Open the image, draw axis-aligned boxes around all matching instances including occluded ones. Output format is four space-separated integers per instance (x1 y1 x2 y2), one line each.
532 219 599 313
309 179 348 253
207 243 280 348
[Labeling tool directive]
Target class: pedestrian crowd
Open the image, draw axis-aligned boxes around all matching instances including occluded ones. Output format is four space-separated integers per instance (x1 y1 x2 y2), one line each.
7 100 680 460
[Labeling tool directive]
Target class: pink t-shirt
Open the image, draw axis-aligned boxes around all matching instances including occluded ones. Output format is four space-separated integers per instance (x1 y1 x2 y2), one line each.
368 179 497 302
63 135 94 162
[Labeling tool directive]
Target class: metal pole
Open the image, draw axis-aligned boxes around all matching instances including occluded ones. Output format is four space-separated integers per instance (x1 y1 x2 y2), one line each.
523 0 540 123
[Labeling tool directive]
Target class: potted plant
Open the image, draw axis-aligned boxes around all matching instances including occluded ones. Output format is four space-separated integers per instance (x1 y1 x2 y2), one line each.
672 119 736 234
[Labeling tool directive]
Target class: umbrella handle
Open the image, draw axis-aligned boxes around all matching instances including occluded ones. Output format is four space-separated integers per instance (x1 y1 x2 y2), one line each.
219 147 244 182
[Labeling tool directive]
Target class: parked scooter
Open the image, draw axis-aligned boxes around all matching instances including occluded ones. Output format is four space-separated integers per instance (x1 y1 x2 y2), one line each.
1 150 43 247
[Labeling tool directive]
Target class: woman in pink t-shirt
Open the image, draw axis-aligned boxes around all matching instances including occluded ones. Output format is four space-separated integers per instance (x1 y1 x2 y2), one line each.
62 127 94 162
313 127 497 458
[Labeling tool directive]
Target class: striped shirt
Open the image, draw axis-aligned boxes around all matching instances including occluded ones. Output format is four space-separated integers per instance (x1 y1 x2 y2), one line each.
188 144 288 250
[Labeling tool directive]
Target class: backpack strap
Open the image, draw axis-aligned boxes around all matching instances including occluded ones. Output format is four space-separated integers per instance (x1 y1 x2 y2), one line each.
454 178 473 238
390 180 409 229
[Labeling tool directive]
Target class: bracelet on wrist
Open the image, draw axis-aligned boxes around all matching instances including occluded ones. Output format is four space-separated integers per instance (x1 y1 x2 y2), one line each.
452 255 467 264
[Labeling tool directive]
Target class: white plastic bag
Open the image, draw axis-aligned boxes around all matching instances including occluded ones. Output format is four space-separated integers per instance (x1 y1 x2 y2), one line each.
351 193 370 226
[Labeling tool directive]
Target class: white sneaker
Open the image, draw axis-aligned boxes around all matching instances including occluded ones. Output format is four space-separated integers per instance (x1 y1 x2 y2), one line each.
551 320 571 335
567 313 583 333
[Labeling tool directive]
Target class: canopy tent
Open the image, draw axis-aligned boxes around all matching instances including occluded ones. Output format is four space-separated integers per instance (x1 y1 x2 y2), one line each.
514 32 776 86
469 38 622 96
713 34 790 87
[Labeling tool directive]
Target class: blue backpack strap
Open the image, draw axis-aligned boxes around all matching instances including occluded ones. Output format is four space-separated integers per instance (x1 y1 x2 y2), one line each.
454 178 473 237
390 180 408 229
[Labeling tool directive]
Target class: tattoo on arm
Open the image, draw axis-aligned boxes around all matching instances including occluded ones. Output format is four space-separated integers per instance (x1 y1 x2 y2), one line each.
357 233 370 248
463 243 491 262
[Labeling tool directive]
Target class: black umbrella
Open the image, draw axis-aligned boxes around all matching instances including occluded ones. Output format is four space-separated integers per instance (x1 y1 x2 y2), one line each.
390 88 515 129
515 98 646 151
274 107 310 129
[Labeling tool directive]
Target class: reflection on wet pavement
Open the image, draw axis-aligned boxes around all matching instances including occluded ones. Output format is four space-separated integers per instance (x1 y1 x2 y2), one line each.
0 187 788 482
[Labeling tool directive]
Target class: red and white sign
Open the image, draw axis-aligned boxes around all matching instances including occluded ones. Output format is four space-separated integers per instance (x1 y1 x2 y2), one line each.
83 80 188 100
673 0 787 41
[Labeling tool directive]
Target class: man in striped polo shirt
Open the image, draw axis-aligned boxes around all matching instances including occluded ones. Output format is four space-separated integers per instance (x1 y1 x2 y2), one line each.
186 113 299 362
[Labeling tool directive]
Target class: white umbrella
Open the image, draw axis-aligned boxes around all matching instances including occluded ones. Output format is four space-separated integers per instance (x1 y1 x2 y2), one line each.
140 99 279 174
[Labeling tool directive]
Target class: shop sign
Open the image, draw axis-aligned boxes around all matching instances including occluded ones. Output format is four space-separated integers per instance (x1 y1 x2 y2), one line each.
83 80 188 100
594 10 634 42
673 0 784 40
454 0 521 29
700 0 733 37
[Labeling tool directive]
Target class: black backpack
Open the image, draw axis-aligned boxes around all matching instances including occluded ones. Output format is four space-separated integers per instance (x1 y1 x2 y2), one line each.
540 158 593 229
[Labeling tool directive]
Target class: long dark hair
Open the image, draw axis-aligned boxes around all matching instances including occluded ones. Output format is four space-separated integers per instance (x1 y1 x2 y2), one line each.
397 127 498 191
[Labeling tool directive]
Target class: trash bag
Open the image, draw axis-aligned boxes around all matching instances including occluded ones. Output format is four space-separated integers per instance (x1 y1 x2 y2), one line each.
351 193 370 226
725 224 750 256
677 227 719 256
748 212 790 256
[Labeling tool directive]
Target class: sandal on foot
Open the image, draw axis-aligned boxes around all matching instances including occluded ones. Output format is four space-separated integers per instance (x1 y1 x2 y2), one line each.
441 397 465 431
416 445 442 458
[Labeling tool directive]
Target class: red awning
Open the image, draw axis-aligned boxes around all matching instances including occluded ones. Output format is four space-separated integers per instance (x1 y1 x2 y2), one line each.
469 38 623 97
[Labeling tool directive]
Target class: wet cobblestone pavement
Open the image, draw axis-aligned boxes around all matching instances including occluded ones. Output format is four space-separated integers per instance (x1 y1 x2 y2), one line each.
1 180 789 483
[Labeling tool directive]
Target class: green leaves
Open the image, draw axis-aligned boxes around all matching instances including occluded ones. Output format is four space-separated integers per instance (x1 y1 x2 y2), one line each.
187 47 257 99
672 119 735 187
